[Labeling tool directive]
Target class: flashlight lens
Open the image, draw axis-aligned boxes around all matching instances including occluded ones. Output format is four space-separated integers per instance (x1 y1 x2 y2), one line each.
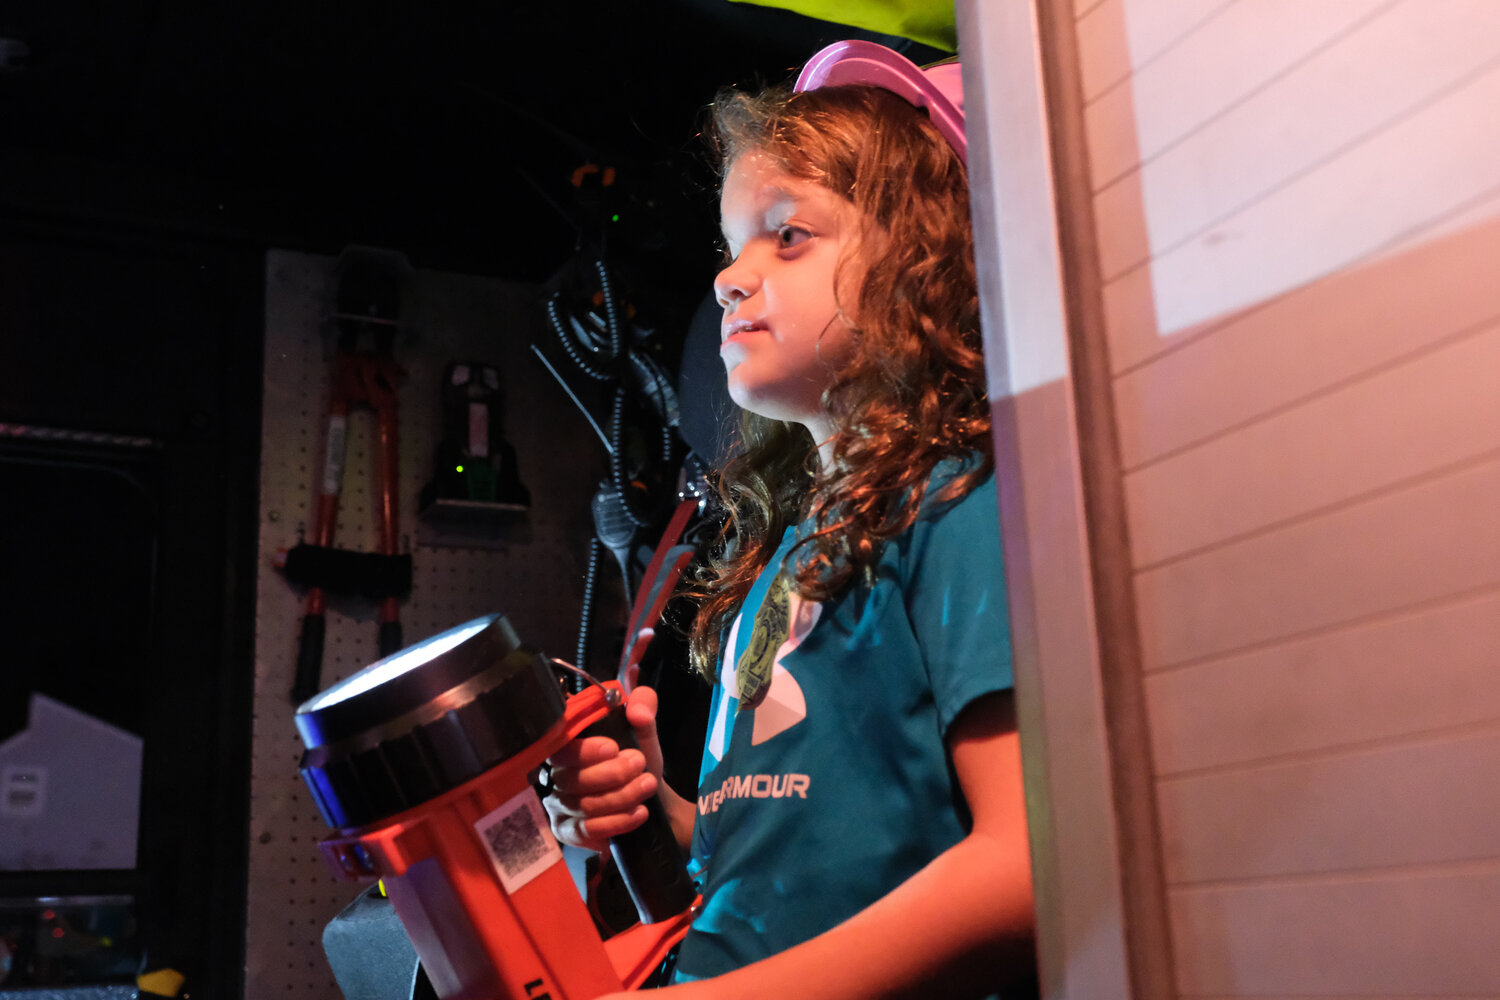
299 615 495 713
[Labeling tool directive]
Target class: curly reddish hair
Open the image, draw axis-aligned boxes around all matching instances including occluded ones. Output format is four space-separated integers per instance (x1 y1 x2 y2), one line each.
688 81 992 679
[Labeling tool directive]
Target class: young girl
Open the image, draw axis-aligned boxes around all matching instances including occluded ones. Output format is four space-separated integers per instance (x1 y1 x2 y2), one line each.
546 40 1036 999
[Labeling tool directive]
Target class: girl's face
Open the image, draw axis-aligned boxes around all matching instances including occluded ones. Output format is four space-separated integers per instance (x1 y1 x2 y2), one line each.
714 150 866 449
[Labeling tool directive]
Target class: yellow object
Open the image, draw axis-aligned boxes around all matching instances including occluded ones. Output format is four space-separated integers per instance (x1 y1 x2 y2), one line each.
137 967 186 997
730 0 957 52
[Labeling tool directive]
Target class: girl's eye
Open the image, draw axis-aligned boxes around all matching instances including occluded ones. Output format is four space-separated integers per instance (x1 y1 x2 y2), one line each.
776 225 811 249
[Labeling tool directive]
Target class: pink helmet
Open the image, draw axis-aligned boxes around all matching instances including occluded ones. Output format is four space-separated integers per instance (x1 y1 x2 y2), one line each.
794 40 966 165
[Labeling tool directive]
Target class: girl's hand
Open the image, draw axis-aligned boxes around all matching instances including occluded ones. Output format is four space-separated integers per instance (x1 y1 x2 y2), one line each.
543 685 666 853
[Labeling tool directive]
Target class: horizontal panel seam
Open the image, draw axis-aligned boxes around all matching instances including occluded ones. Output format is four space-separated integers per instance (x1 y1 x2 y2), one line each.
1106 174 1500 379
1165 854 1500 892
1118 309 1500 478
1178 994 1500 999
1078 0 1236 107
1131 446 1500 574
1154 716 1500 784
1098 48 1500 281
1140 579 1500 677
1089 0 1405 191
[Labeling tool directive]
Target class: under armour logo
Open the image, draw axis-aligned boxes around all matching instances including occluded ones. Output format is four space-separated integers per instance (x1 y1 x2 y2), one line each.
707 588 819 762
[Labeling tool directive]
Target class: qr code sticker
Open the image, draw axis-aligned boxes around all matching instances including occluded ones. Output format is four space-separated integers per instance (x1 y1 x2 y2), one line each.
475 789 563 893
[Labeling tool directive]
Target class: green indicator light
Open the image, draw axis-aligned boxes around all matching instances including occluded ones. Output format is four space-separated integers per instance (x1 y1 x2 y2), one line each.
456 465 465 474
611 213 620 222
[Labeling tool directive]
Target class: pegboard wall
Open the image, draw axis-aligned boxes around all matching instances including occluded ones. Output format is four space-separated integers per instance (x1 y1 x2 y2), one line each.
248 249 611 1000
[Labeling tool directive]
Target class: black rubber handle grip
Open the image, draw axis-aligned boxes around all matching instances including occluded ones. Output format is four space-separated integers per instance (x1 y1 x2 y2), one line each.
291 612 327 705
584 705 697 924
377 620 403 658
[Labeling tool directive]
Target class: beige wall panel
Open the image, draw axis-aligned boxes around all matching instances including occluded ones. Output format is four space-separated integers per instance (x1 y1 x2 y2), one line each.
1075 0 1235 102
1145 591 1500 774
1134 456 1500 669
1072 0 1500 993
1134 64 1500 340
1137 60 1500 338
1101 86 1500 372
1380 177 1500 257
1123 319 1500 567
1075 0 1128 100
1093 0 1500 280
1168 865 1500 994
1083 0 1390 189
1074 0 1108 21
1157 727 1500 884
1099 261 1159 373
1111 198 1500 464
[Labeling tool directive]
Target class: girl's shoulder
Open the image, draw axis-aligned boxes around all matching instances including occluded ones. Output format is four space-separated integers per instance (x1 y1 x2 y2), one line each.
886 451 1000 575
914 451 995 524
890 452 1004 599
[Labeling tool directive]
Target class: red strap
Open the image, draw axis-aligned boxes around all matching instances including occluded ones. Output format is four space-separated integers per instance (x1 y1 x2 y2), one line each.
618 498 700 674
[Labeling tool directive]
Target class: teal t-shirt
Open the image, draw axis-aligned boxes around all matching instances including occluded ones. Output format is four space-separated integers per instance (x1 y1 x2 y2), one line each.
672 464 1013 983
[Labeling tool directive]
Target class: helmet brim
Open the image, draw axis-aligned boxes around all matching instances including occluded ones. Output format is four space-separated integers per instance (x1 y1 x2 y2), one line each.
794 40 966 165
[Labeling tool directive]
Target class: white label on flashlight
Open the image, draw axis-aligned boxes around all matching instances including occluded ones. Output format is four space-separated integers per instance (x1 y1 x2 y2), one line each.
476 789 562 893
1 765 46 817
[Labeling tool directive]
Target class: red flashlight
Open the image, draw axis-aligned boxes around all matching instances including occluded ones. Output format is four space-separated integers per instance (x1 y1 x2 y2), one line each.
296 614 698 1000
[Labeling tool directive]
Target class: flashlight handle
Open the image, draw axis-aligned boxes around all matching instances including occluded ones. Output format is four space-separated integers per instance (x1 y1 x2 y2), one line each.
585 707 697 924
292 611 326 704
